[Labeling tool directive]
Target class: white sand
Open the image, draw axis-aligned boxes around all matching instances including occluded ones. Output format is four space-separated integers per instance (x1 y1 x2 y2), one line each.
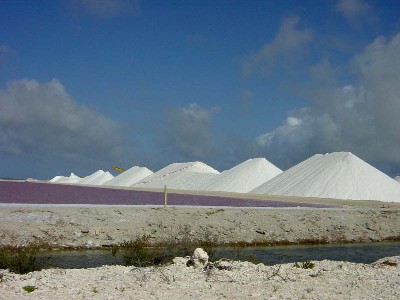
252 152 400 202
203 158 282 193
104 166 153 187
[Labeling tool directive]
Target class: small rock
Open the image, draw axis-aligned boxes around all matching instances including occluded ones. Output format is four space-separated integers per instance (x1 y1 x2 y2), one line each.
214 259 233 271
173 257 189 265
187 248 209 268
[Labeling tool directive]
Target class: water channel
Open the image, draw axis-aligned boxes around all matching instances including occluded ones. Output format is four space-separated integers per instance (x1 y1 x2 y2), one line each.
43 242 400 269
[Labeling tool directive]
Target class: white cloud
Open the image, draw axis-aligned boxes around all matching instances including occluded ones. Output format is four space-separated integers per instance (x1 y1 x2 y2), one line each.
0 78 124 164
243 16 313 75
256 32 400 168
335 0 374 26
67 0 139 18
157 103 219 161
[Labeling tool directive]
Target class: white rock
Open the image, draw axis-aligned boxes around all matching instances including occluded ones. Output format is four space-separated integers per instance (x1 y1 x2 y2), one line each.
191 248 209 268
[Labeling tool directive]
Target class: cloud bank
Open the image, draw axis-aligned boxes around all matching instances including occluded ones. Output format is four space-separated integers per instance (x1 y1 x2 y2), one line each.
0 79 124 168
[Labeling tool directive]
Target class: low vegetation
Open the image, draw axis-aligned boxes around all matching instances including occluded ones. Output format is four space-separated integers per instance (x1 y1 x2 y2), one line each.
294 261 315 269
22 286 37 293
0 243 51 274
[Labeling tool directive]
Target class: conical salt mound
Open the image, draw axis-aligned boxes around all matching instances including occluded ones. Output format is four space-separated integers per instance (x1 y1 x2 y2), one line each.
251 152 400 202
395 176 400 183
203 158 282 193
133 161 220 191
104 166 153 187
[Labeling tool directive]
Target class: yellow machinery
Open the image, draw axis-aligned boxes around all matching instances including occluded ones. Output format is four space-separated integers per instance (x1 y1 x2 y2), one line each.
112 166 126 173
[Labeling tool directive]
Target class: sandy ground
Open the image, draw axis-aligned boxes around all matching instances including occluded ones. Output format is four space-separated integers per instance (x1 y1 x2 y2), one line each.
1 254 399 299
0 203 399 248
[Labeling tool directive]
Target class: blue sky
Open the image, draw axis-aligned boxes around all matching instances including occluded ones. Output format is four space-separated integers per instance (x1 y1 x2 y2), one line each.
1 0 400 179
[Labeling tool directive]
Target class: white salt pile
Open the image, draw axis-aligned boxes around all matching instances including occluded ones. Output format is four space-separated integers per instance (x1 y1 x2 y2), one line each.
49 176 62 182
133 161 220 191
251 152 400 202
104 166 153 187
203 158 282 193
52 173 81 184
395 176 400 183
77 170 114 186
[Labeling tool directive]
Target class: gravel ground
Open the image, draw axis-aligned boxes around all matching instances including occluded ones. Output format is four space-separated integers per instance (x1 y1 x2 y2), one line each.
1 254 399 299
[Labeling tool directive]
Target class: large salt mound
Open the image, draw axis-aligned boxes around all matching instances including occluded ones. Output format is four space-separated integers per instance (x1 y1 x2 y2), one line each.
251 152 400 202
77 170 114 185
202 158 282 193
104 166 153 187
53 173 81 184
133 161 219 190
395 176 400 183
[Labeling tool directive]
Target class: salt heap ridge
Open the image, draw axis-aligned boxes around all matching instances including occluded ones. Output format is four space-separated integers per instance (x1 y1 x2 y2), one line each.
203 158 282 193
104 166 153 187
395 176 400 183
133 161 219 191
78 170 114 186
52 173 81 184
251 152 400 202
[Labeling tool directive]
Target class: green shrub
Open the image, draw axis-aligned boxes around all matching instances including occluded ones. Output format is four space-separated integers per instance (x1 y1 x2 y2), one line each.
0 244 51 274
112 235 174 267
23 286 37 293
294 261 315 269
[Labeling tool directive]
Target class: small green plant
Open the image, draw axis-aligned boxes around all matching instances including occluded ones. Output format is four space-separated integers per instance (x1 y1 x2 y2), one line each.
23 286 37 293
112 235 175 267
92 287 98 293
294 261 315 269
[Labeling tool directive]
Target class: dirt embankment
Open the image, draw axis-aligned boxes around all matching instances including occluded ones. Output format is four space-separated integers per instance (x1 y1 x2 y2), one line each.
0 206 399 248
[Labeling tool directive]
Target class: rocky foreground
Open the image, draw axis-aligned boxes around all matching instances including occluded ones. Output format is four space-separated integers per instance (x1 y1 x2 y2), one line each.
1 250 399 300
